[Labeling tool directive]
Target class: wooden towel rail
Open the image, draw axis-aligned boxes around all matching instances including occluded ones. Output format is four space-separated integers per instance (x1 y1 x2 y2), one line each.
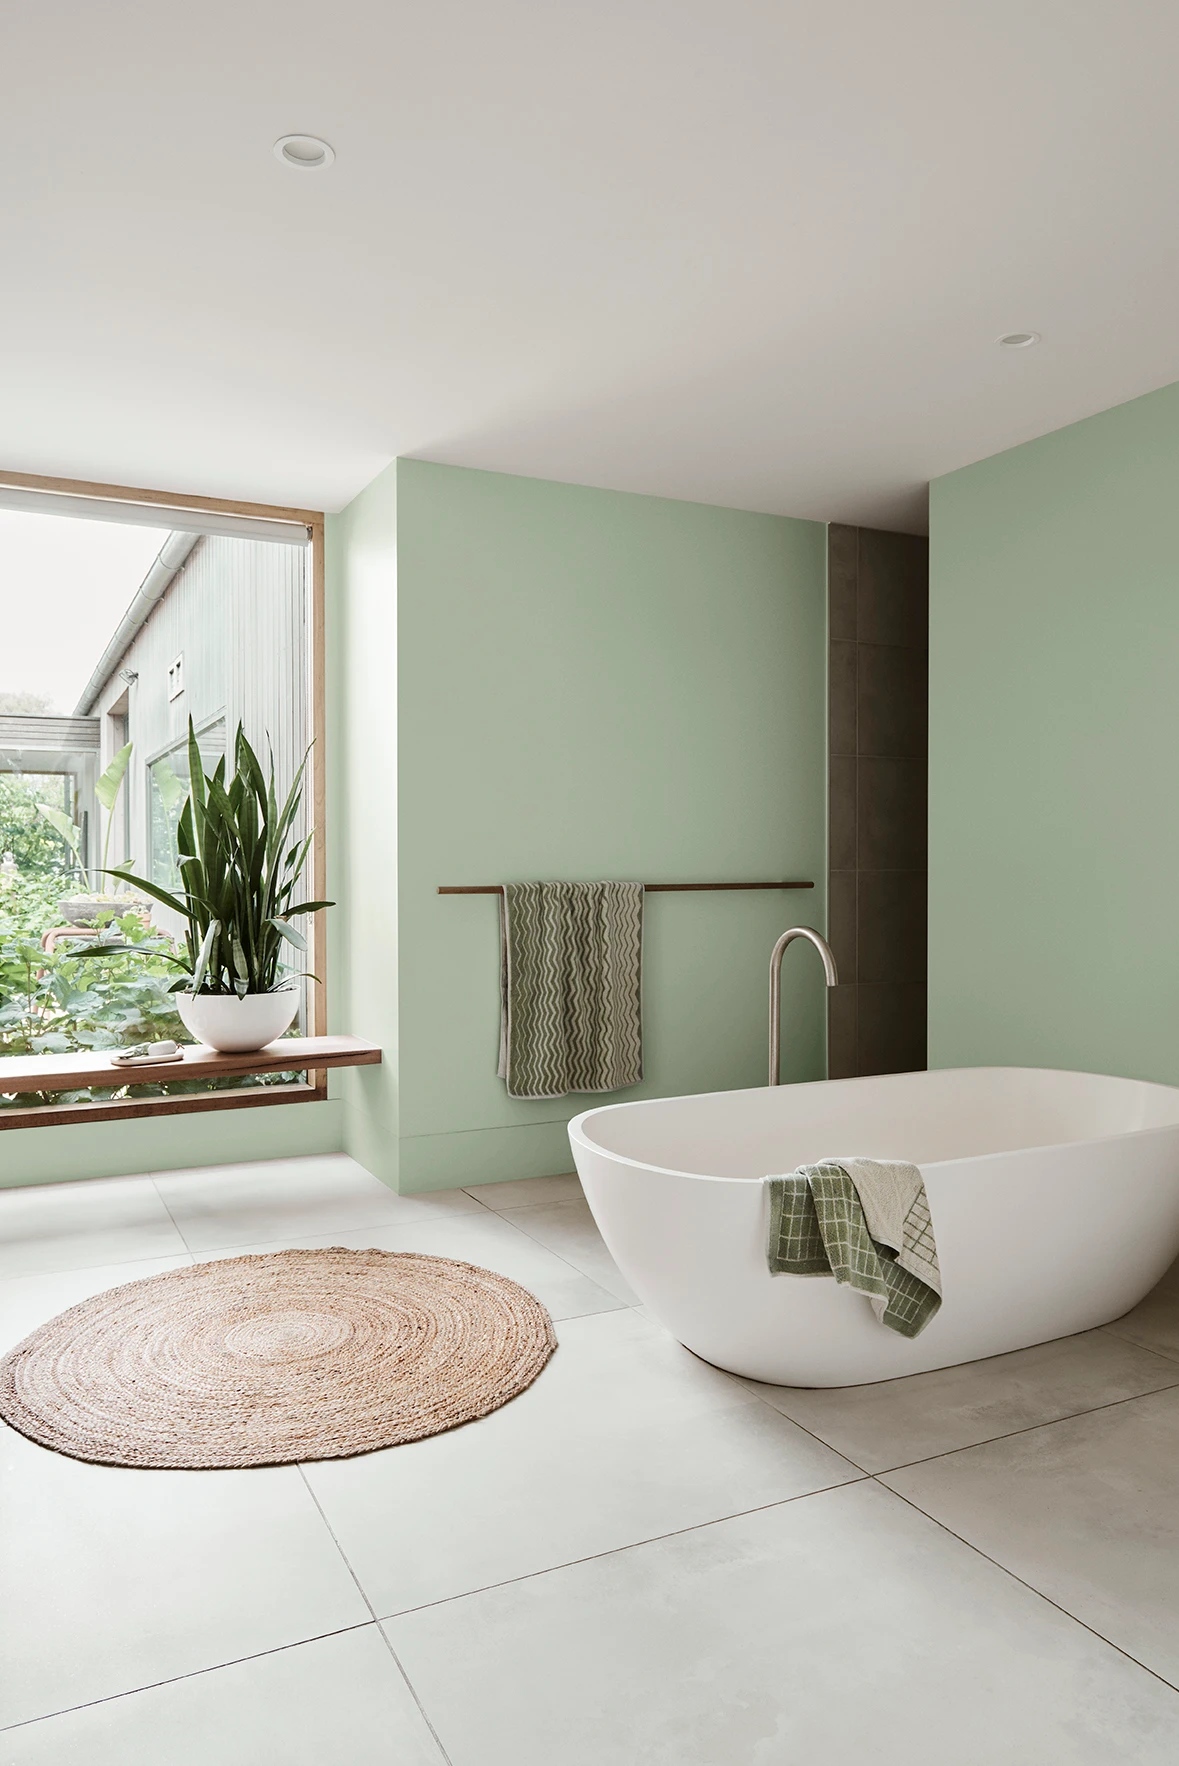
437 882 814 894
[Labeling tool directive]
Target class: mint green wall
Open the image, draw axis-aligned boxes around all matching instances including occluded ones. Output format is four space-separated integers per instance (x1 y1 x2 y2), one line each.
0 1099 342 1190
7 458 826 1194
334 459 828 1192
325 461 401 1184
929 380 1179 1082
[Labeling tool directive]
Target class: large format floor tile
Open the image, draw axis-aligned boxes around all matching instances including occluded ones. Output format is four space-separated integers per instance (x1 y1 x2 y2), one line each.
13 1150 1179 1759
882 1386 1179 1685
0 1626 445 1766
385 1480 1179 1766
192 1208 624 1323
0 1256 193 1354
498 1197 639 1303
304 1308 859 1614
0 1177 186 1279
466 1172 582 1211
152 1154 483 1251
745 1327 1179 1471
0 1424 371 1729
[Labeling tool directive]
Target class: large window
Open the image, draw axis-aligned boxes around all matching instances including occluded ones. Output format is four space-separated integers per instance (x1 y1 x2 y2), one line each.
0 475 325 1125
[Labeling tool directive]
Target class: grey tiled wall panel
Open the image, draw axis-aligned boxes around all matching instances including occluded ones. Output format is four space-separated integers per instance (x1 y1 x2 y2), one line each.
827 524 928 1079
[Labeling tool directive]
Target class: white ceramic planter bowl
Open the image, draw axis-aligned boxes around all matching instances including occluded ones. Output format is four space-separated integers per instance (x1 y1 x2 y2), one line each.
176 988 299 1054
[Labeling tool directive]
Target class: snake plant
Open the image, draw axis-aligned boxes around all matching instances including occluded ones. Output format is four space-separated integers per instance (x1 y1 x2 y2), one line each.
106 720 332 996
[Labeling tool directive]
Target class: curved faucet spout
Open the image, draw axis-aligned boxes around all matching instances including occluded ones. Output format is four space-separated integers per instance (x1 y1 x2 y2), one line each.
769 927 839 1086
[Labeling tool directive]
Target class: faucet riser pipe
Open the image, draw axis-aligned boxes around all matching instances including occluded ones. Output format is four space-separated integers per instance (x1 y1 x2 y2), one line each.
769 927 839 1086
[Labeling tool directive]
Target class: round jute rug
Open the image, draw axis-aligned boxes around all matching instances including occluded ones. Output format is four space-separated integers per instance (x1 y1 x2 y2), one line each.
0 1249 557 1470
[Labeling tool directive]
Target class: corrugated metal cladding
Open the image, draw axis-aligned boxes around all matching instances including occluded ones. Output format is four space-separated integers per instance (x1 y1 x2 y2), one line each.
0 716 100 750
93 532 310 903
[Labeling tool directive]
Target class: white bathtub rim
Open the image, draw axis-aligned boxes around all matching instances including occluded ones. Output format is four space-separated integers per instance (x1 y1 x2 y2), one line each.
567 1063 1179 1190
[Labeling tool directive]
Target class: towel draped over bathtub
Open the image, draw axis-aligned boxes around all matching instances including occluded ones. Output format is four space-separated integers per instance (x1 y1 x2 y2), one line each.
764 1158 942 1338
498 881 644 1101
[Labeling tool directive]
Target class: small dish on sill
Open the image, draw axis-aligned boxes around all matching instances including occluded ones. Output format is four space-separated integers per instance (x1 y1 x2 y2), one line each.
109 1041 185 1069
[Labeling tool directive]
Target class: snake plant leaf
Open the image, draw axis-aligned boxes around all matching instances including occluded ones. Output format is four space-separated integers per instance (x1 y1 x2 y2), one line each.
102 867 201 920
236 726 267 802
205 775 242 843
190 921 219 995
269 917 307 951
71 941 191 973
283 833 314 888
186 720 208 819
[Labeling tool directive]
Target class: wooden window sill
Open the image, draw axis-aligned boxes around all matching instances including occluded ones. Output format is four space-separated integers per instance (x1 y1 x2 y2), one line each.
0 1035 381 1130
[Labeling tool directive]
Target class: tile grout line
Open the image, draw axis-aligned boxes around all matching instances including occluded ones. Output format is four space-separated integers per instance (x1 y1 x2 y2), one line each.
295 1463 379 1621
875 1477 1179 1700
502 1224 634 1304
148 1173 196 1254
0 1623 377 1736
375 1631 457 1766
728 1319 1179 1477
295 1465 456 1764
467 1185 576 1207
375 1471 870 1624
0 1245 196 1286
867 1377 1179 1476
158 1196 627 1317
478 1200 573 1219
148 1188 490 1262
1101 1319 1179 1367
487 1199 639 1306
729 1380 879 1474
10 1465 1178 1736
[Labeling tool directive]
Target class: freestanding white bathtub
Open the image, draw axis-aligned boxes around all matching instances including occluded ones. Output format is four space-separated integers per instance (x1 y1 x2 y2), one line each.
568 1067 1179 1387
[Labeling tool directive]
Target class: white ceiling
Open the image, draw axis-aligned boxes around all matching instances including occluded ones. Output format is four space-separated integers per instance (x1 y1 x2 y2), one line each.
4 1 1178 531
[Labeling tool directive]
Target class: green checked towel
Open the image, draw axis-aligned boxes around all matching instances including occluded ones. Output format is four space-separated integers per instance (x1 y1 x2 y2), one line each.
498 881 644 1101
764 1159 942 1338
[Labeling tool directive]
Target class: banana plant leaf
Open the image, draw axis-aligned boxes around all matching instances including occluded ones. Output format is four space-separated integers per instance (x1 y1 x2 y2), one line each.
95 742 133 813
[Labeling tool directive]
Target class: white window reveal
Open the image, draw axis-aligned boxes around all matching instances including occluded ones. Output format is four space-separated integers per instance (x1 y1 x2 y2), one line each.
167 653 184 700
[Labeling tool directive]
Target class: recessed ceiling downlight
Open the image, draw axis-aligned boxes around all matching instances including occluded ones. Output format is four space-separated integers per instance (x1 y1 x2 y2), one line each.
273 134 335 170
997 331 1041 349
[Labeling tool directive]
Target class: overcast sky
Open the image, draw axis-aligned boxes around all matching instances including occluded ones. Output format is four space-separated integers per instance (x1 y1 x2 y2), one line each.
0 510 170 713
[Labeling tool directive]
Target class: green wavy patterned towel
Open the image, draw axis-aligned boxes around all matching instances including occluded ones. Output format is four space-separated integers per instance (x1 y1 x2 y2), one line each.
764 1160 942 1339
498 881 644 1101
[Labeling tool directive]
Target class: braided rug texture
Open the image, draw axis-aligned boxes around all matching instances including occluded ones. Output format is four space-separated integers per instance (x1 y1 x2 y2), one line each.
0 1249 557 1469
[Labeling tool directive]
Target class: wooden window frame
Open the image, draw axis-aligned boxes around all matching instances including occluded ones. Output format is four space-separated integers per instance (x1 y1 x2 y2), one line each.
0 467 330 1128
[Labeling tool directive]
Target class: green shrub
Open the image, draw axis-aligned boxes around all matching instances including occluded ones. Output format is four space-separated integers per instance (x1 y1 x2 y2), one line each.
0 868 69 934
0 775 74 879
0 913 184 1060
